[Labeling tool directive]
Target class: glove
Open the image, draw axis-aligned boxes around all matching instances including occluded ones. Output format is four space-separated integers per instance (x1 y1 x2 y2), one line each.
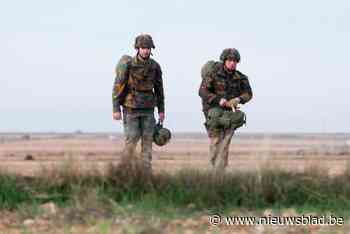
226 97 241 108
219 98 227 107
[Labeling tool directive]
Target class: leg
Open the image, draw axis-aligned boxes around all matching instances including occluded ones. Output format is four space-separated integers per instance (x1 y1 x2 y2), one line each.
207 128 223 167
215 127 235 171
140 113 156 171
122 113 141 161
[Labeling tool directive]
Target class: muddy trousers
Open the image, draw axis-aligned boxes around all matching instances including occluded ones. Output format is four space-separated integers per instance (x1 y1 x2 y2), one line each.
208 127 235 171
122 112 155 171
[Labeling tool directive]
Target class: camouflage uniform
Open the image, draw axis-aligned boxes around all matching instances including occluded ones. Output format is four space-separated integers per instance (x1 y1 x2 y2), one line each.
112 35 164 170
199 49 253 171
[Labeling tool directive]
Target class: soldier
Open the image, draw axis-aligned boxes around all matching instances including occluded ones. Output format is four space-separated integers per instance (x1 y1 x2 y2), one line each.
112 34 165 172
199 48 253 172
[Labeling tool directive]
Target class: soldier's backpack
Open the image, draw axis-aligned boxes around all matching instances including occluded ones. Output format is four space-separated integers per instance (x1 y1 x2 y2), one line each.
220 110 246 130
206 106 246 131
201 60 219 80
115 55 132 105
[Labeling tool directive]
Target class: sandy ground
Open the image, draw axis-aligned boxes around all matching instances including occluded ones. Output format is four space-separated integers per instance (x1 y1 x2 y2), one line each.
1 133 349 176
1 133 350 233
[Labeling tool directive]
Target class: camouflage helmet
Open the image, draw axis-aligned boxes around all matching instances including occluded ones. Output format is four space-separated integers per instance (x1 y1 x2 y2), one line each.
219 48 240 62
153 122 171 146
134 34 155 49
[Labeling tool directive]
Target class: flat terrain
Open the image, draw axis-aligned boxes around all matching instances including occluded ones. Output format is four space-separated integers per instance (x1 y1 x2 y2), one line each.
1 133 350 233
1 133 349 176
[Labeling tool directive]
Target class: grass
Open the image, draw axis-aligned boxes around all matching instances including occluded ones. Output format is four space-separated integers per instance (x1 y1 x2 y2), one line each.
2 159 350 219
0 175 33 209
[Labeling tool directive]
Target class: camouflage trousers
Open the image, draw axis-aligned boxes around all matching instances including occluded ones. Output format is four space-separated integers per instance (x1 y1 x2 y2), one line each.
206 126 235 172
122 109 155 171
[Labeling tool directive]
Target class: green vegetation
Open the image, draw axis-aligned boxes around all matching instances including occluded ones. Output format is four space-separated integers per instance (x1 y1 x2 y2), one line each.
0 175 32 209
1 161 350 217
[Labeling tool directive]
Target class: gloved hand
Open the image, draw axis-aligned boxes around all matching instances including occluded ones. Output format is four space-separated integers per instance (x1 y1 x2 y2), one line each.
226 97 241 108
219 98 227 107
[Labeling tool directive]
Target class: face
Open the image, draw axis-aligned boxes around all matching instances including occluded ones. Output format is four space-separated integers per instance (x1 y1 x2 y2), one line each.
224 59 238 71
138 47 151 59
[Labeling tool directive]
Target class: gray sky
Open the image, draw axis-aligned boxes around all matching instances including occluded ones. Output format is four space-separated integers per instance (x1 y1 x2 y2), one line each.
1 0 349 133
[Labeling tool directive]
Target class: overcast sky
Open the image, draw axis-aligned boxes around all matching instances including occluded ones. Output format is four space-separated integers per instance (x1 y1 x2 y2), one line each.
1 0 349 133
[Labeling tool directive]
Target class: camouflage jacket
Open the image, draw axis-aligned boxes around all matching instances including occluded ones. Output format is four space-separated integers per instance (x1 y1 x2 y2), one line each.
199 61 253 113
112 55 165 113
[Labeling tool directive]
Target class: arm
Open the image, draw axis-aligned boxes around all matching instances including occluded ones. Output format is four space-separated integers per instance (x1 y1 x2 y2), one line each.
238 77 253 104
198 75 223 106
112 78 126 113
154 64 165 113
